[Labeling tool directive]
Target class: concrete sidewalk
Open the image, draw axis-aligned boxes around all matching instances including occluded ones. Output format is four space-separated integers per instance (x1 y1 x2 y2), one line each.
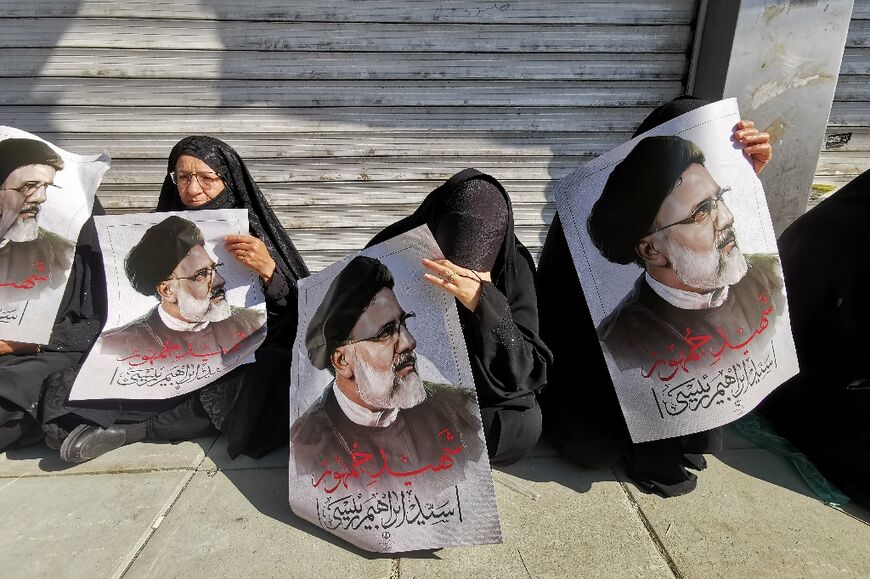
2 427 868 579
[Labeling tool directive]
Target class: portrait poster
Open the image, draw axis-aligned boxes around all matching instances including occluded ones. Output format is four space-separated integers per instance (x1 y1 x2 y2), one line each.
69 209 267 401
0 126 110 343
555 98 799 443
289 226 501 553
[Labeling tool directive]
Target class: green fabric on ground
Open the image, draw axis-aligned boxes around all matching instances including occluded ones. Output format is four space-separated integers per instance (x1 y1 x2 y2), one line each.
732 413 851 507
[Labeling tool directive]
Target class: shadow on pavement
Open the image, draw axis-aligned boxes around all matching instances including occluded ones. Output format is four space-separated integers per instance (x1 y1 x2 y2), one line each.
220 465 443 561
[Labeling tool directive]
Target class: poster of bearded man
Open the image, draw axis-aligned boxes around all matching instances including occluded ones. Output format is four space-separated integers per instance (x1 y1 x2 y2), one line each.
69 209 266 401
289 226 501 553
555 98 799 444
0 127 110 343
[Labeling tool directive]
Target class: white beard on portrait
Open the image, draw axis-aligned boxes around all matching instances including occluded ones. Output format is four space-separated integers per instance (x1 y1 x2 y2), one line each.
4 212 40 242
663 227 748 291
176 285 232 323
352 348 427 410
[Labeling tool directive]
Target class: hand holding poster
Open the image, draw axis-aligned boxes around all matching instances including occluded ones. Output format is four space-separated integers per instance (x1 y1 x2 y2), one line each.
554 99 799 443
70 209 267 400
0 127 110 343
290 226 501 553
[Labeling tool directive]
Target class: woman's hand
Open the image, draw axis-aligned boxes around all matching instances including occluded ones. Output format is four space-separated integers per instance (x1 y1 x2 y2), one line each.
0 341 39 356
224 234 276 282
422 258 492 312
734 120 772 175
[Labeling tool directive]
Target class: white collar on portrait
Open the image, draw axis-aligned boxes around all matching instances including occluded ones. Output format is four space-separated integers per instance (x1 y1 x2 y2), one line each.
645 271 729 310
157 304 211 333
333 381 399 428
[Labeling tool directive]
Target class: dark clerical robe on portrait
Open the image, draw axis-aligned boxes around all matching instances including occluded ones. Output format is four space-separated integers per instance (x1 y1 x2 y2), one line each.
597 254 785 374
0 227 75 305
291 382 484 493
100 305 266 364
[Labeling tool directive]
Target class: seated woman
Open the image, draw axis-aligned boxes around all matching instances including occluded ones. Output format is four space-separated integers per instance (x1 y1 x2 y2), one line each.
0 202 106 453
759 169 870 507
367 169 553 465
42 136 309 461
537 96 772 495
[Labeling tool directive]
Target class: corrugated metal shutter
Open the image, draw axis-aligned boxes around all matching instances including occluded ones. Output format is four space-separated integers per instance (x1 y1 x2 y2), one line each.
813 2 869 206
0 0 698 271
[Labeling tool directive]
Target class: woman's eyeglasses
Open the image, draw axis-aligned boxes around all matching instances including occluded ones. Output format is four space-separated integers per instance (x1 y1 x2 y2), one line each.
170 171 223 191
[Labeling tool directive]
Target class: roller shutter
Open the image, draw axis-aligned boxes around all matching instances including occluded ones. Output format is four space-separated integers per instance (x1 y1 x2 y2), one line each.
0 0 700 270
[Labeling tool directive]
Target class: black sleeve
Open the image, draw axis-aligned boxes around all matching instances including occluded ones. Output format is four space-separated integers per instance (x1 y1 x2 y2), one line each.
262 266 292 307
45 215 107 353
461 250 552 407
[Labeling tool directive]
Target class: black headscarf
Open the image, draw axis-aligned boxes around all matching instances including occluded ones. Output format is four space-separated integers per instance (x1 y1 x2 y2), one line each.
157 136 309 284
368 168 523 298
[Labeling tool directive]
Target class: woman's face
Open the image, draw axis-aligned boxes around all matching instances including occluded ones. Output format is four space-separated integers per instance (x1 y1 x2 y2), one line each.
174 154 225 207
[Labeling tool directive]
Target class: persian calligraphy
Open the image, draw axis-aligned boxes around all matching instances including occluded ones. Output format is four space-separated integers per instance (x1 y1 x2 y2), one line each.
314 428 463 494
112 361 228 390
0 261 47 290
643 293 774 382
654 342 778 417
116 332 249 367
317 487 463 532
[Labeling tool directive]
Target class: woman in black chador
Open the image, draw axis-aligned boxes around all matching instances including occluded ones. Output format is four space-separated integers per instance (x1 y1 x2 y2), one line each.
43 136 309 461
367 169 553 465
537 97 772 496
759 169 870 507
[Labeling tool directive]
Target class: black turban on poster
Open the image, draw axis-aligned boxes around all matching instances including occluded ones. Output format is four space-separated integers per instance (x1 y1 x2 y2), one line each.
587 135 706 265
0 138 65 185
125 215 204 296
306 256 395 371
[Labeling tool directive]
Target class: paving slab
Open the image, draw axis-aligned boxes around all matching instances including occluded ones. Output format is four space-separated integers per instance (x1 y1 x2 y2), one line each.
627 449 870 579
400 457 674 579
199 436 287 471
126 468 394 578
0 470 192 579
0 437 217 478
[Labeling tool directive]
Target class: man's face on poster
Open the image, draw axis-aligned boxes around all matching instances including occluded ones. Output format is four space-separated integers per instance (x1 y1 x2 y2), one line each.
1 163 56 242
159 244 232 324
646 163 748 291
335 287 427 411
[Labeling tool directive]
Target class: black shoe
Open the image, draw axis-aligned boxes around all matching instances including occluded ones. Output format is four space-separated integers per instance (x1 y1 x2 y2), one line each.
60 424 128 463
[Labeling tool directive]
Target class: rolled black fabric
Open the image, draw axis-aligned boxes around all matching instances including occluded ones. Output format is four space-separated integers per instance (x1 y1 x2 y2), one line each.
632 96 712 137
157 136 309 284
0 138 64 185
125 215 203 296
588 136 705 265
306 256 394 370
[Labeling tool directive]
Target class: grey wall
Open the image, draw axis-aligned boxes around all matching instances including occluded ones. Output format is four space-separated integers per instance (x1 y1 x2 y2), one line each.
813 2 870 204
691 0 855 234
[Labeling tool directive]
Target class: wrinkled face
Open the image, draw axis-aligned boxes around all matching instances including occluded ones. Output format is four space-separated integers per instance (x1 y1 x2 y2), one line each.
341 288 426 410
652 164 748 291
163 244 231 323
2 164 55 242
174 154 225 208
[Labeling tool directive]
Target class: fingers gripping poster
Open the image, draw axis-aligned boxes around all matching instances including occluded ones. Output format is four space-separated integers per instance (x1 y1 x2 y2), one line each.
555 99 799 443
0 127 110 343
289 226 501 553
70 209 266 400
